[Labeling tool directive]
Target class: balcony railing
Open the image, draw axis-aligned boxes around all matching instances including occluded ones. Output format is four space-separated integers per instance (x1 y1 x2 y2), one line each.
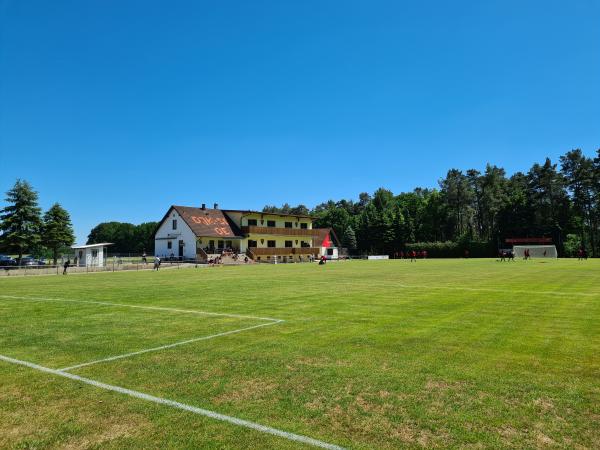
241 226 322 237
248 247 319 256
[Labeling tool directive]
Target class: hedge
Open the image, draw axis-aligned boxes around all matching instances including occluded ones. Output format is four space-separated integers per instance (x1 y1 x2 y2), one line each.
405 241 495 258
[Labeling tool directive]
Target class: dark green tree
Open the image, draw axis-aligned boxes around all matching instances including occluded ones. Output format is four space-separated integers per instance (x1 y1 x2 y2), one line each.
42 203 75 264
313 207 350 241
0 179 42 261
560 149 598 256
87 222 137 254
341 225 357 251
527 158 571 251
87 221 158 254
133 222 158 254
440 169 474 239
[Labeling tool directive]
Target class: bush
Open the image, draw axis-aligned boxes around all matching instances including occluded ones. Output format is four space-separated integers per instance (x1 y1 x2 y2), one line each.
405 241 495 258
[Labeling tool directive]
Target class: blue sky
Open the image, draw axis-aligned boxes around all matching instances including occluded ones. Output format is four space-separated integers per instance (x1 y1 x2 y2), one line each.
1 1 599 243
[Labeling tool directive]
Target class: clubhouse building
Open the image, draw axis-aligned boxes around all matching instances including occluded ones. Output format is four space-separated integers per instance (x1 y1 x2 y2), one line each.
154 204 339 262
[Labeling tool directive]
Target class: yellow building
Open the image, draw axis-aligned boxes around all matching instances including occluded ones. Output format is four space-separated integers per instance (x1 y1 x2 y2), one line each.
154 204 339 262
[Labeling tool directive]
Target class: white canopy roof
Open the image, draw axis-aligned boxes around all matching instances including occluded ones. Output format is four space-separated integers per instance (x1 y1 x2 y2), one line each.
71 243 113 249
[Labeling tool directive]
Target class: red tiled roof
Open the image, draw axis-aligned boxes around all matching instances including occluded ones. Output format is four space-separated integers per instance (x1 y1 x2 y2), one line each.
168 206 243 238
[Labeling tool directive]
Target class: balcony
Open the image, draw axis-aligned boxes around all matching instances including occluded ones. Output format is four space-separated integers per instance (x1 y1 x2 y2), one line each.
241 226 321 237
247 247 319 256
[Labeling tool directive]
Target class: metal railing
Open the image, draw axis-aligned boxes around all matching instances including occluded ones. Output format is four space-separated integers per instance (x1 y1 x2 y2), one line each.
0 258 205 277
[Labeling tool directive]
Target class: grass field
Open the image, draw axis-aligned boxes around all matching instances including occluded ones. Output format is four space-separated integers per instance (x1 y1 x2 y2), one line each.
1 259 599 449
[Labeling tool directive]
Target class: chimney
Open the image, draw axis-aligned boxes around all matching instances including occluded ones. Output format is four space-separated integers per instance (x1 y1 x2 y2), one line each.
213 203 219 209
201 203 206 210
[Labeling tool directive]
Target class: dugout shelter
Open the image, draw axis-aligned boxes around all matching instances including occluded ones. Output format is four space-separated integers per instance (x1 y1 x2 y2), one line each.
505 238 557 258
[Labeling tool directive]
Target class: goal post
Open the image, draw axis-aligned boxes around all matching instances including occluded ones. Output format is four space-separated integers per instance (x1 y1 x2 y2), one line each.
513 245 557 258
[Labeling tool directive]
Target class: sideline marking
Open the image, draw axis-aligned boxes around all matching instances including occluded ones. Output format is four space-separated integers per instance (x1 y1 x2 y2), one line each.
0 295 282 322
0 354 345 450
59 321 281 371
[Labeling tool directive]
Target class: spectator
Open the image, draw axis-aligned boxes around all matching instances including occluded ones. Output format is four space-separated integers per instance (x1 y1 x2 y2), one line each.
63 259 70 275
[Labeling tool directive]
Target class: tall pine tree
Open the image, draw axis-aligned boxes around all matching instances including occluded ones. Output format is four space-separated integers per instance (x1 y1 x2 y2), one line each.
0 180 42 261
42 203 75 264
342 225 357 251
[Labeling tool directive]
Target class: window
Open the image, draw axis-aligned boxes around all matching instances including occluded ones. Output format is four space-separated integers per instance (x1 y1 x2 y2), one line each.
267 220 276 227
301 241 310 247
300 223 308 229
92 249 98 258
167 241 172 249
247 219 257 226
248 240 258 248
285 240 293 248
172 219 177 230
285 222 292 228
267 240 276 248
209 240 215 249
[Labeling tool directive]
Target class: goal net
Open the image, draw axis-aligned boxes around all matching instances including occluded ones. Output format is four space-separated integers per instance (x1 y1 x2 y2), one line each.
513 245 557 258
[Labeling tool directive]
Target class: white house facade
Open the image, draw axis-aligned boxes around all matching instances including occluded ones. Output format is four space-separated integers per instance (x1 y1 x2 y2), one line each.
154 204 340 262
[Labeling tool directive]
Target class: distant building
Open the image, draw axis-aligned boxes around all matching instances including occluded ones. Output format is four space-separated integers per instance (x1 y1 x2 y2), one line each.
154 203 339 262
71 243 113 267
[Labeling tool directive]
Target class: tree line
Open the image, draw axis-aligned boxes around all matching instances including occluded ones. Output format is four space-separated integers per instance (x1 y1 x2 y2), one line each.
0 180 157 261
86 221 157 254
265 149 600 257
0 180 75 263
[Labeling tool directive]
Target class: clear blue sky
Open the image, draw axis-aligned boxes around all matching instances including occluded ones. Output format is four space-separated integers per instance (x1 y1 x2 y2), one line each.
1 1 599 243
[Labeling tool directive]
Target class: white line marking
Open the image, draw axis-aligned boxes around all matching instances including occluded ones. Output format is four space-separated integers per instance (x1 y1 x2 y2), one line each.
59 321 282 371
0 295 282 322
397 283 599 298
0 354 345 450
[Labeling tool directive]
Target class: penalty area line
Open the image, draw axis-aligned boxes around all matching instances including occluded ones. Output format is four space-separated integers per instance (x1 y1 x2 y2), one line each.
0 354 345 450
0 295 282 322
58 320 283 371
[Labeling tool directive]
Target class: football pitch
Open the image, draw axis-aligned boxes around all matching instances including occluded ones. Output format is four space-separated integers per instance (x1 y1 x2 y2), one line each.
1 259 599 449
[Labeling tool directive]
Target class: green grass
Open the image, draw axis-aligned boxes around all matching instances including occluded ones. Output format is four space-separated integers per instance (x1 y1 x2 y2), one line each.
1 259 599 449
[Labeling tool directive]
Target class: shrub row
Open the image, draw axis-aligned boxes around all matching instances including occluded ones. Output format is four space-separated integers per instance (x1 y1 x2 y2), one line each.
405 241 495 258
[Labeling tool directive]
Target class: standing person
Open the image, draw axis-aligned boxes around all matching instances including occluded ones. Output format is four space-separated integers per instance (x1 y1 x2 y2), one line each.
499 250 506 262
410 250 416 262
63 259 70 275
153 256 161 271
142 251 147 264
